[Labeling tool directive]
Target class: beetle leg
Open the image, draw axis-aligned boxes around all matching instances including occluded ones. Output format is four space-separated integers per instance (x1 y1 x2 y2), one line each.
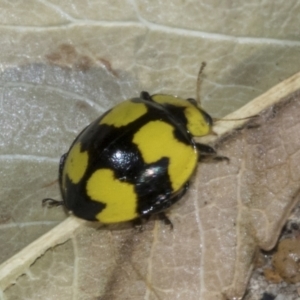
132 218 145 231
42 198 64 207
196 143 216 155
154 183 189 229
196 143 229 162
133 213 174 230
133 183 189 229
140 91 152 101
157 212 173 230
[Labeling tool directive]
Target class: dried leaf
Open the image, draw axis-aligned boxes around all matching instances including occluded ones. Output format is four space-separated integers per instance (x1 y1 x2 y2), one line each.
1 70 300 299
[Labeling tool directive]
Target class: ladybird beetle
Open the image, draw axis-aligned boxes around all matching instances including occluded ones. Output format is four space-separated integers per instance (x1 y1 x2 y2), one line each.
43 91 220 224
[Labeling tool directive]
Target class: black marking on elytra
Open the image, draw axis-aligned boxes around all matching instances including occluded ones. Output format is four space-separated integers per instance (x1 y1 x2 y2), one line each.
63 176 106 221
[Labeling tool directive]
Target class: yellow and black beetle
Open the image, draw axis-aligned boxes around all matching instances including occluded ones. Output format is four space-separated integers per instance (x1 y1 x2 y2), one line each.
43 90 219 224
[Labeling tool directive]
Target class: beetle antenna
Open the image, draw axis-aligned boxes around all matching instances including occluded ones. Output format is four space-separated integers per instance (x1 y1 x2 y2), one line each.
196 62 207 107
212 115 259 122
